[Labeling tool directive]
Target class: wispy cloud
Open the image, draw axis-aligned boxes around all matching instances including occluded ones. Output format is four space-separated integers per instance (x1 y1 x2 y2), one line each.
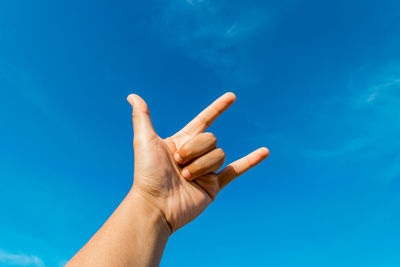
302 64 400 179
154 0 270 81
0 60 79 134
0 61 56 119
0 249 45 267
304 136 375 159
353 77 400 107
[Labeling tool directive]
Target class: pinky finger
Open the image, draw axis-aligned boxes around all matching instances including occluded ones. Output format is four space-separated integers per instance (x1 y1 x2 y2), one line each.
217 147 269 189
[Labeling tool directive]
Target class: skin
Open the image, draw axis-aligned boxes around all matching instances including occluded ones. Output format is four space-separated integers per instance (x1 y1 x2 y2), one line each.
66 92 269 267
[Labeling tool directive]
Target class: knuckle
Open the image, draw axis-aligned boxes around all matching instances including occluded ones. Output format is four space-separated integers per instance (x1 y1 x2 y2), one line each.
138 108 151 116
197 113 210 128
142 107 151 116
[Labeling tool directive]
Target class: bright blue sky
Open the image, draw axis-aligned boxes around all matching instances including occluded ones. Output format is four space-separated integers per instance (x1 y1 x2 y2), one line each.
1 0 400 266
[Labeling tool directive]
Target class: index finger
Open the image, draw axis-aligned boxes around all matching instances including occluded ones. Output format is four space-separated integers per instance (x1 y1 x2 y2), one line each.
217 147 269 189
175 92 236 138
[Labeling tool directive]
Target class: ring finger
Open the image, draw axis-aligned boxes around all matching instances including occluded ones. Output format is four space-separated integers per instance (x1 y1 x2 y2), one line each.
174 132 217 165
181 148 225 181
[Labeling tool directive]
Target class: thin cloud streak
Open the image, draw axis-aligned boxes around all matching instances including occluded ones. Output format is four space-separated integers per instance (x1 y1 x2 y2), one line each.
154 0 270 81
302 66 400 179
0 249 45 267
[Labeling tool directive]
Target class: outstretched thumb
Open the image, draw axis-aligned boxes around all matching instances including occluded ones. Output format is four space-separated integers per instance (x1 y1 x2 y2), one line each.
127 94 156 140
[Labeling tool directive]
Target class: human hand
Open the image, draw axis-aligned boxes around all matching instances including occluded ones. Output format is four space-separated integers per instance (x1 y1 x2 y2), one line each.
127 92 269 234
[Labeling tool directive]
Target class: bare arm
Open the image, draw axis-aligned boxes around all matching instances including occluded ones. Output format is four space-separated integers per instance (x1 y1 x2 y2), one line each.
66 93 269 267
67 192 169 266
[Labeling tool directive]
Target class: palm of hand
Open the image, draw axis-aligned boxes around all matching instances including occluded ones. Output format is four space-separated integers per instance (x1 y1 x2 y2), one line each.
128 93 269 233
133 135 219 232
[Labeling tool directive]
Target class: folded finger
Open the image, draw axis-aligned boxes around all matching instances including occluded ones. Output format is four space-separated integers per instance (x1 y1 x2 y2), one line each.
181 148 225 181
174 132 217 164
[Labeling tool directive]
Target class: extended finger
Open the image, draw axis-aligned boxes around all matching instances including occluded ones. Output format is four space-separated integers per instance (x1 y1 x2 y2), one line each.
217 147 269 189
175 92 236 139
174 132 217 165
181 148 226 181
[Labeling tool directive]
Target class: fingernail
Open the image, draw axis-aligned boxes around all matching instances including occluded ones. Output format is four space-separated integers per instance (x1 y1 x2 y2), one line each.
174 153 183 164
181 168 191 179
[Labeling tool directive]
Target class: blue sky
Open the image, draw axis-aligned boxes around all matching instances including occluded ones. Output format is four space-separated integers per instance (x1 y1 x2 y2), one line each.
1 0 400 266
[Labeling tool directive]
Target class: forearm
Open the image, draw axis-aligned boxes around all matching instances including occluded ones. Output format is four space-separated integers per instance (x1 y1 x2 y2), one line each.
66 191 170 267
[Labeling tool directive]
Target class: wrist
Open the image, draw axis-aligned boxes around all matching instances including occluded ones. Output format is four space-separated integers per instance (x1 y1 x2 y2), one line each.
126 189 172 237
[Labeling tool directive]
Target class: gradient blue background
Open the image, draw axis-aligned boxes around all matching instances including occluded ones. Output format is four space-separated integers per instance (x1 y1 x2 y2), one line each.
1 0 400 266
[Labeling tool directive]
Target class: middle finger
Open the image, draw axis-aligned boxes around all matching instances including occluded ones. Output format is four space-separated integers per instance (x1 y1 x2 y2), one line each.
174 132 217 165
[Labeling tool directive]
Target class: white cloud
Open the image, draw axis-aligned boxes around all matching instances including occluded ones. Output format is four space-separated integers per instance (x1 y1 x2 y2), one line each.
154 0 269 81
357 78 400 106
302 65 400 179
304 136 375 159
366 92 377 103
0 249 45 267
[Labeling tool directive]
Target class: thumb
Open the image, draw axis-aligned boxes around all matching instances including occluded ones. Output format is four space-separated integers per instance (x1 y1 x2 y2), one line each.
127 94 156 140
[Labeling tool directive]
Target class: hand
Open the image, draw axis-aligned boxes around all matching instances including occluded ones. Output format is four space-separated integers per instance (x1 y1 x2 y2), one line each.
127 92 269 233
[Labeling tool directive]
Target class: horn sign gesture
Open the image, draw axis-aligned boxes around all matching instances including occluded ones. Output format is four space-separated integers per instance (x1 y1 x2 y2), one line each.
128 92 269 233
